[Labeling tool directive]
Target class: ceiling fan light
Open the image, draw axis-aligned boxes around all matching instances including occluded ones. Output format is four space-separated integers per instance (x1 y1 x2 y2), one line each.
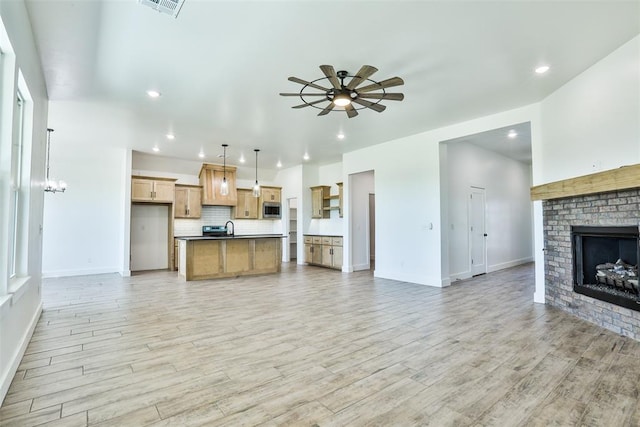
333 94 351 107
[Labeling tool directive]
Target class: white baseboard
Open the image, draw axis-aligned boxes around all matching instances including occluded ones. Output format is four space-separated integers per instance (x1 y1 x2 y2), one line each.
42 267 120 278
1 302 42 405
487 257 534 273
374 269 443 287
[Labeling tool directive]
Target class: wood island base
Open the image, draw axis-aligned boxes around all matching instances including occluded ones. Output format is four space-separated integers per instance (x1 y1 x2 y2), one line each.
178 236 282 281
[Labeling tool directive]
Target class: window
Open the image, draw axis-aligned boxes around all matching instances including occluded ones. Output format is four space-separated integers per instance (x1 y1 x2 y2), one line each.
0 16 34 298
9 91 24 278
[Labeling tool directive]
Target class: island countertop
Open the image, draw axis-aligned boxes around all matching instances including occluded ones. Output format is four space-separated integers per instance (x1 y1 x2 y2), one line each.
176 234 286 241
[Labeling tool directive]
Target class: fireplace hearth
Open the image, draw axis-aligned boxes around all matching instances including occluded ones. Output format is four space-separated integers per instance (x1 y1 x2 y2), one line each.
572 225 640 311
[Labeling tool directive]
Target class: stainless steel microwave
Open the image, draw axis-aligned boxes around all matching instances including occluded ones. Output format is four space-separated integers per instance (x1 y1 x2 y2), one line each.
263 202 281 219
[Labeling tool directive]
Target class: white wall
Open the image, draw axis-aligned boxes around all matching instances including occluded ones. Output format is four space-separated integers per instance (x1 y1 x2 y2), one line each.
537 35 640 184
445 141 533 281
42 140 128 277
0 0 49 404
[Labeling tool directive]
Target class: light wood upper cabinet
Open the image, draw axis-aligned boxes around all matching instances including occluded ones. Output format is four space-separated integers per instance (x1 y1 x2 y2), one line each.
261 186 281 203
174 185 202 219
131 176 176 203
199 164 237 206
258 186 282 219
234 188 259 219
310 186 330 219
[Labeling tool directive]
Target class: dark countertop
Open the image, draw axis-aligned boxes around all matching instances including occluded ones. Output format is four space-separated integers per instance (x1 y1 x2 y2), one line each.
176 234 286 241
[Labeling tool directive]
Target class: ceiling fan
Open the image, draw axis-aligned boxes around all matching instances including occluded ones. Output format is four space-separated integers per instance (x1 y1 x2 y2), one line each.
279 65 404 118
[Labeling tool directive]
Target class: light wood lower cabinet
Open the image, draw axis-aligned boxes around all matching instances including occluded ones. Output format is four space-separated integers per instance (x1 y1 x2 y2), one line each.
304 234 342 270
174 238 179 270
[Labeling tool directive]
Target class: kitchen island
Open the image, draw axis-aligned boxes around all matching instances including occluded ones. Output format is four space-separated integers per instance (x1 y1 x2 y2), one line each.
177 235 284 281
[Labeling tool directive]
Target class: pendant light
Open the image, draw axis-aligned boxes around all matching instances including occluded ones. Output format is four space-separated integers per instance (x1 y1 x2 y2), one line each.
252 149 261 197
220 144 229 196
44 128 67 193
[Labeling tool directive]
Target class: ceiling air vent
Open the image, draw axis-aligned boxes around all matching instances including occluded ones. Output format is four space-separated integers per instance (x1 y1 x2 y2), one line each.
138 0 185 19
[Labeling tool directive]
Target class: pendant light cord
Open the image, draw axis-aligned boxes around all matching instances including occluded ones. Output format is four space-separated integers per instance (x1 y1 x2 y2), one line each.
222 144 227 180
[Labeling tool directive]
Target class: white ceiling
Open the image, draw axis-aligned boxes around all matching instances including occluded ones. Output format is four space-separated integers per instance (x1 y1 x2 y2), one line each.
25 0 640 168
443 122 532 164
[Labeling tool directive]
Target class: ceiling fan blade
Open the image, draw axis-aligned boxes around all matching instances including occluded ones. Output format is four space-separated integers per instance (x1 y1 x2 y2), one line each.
352 98 386 113
358 93 404 101
318 103 335 116
293 99 328 109
356 77 404 93
288 76 330 92
280 93 327 96
345 104 358 118
346 65 378 90
320 65 341 90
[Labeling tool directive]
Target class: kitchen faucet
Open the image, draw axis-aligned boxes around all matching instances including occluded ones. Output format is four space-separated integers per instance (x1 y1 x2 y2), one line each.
225 220 235 236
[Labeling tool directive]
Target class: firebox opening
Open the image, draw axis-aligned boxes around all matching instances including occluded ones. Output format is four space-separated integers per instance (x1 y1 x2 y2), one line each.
572 225 640 311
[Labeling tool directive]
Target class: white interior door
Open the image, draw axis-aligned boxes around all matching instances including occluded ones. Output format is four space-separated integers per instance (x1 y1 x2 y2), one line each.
131 204 169 271
470 187 487 276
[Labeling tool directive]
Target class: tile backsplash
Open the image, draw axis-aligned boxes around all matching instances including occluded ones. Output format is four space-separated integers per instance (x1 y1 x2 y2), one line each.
174 206 280 236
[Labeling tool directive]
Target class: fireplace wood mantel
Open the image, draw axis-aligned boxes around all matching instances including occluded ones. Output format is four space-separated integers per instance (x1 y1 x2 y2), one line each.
530 163 640 201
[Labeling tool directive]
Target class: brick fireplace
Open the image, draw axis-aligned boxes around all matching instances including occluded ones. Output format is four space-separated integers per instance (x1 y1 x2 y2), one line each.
541 185 640 339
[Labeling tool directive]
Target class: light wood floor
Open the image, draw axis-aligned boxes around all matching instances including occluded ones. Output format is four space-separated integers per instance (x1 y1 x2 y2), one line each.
2 263 640 426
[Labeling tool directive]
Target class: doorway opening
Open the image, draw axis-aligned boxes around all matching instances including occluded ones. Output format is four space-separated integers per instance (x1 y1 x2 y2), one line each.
349 170 375 271
440 122 534 283
288 198 297 262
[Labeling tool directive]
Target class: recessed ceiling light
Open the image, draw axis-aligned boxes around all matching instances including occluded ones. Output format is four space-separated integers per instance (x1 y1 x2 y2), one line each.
535 65 550 74
146 90 161 98
337 133 345 140
166 133 175 140
303 153 310 161
239 155 246 164
152 146 160 152
198 151 205 159
508 130 518 138
276 161 282 168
